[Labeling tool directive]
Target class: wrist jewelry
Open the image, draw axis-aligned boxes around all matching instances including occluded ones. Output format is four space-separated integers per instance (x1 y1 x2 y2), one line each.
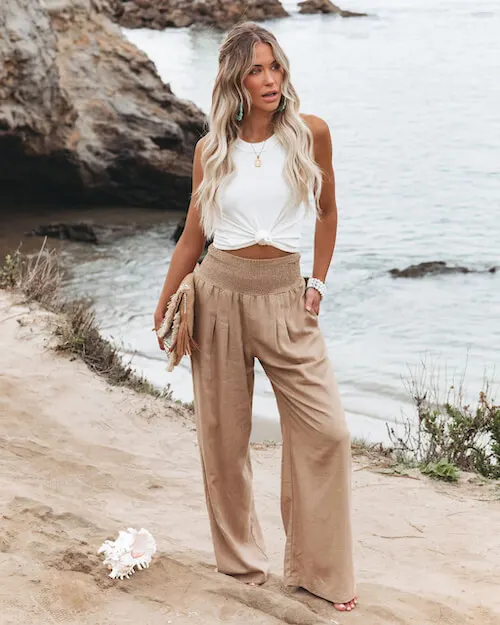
307 277 327 299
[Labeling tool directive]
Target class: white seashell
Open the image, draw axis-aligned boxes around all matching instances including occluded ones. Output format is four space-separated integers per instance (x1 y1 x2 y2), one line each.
97 528 156 580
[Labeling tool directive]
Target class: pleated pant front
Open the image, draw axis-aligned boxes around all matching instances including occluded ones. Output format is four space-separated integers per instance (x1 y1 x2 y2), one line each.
190 245 356 604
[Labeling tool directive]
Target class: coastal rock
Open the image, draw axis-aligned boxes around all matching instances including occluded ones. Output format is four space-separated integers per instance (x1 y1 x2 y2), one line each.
29 223 98 243
389 261 497 278
298 0 368 18
114 0 289 31
0 0 206 209
27 221 155 244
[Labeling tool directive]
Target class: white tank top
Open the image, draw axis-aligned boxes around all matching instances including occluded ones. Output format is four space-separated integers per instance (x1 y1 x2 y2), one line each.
212 135 307 253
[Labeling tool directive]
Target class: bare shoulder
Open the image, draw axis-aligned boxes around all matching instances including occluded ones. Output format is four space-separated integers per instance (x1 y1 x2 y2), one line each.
301 114 332 161
300 113 331 142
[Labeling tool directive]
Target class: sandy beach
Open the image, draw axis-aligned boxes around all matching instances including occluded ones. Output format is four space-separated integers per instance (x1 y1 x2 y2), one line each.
1 289 499 625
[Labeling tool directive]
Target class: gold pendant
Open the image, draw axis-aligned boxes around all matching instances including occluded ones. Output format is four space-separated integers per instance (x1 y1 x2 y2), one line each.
255 156 262 167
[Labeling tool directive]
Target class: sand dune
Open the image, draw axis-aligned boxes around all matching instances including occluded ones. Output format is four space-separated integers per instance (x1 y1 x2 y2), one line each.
1 291 499 625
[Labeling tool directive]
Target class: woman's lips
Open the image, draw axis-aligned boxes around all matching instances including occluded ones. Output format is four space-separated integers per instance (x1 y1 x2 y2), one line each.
262 92 279 103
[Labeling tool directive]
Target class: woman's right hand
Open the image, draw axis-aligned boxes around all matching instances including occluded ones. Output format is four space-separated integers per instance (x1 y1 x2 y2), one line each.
153 307 166 351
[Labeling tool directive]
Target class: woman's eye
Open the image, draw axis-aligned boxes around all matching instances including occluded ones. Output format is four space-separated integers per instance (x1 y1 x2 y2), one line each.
250 68 260 75
272 63 281 71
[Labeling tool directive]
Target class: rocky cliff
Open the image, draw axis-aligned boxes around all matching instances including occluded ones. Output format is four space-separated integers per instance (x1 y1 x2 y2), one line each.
113 0 289 31
0 0 206 209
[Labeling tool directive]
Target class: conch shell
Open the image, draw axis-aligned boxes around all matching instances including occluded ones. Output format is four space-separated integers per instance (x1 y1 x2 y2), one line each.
98 528 156 579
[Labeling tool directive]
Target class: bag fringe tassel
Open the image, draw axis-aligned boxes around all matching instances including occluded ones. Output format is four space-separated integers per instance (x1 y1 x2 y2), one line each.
167 292 198 368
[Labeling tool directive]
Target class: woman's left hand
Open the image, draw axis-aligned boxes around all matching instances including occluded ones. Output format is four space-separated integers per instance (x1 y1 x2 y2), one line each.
305 287 321 316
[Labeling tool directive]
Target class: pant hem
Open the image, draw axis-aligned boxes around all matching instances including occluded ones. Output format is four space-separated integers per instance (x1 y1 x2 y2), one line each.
285 576 357 605
218 569 269 585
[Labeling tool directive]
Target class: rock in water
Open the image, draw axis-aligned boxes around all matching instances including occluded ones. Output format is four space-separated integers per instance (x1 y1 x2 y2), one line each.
299 0 341 14
298 0 368 17
0 0 206 209
112 0 289 30
389 261 497 278
29 223 98 243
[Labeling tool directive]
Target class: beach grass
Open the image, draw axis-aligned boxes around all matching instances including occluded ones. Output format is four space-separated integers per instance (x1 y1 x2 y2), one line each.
0 241 172 398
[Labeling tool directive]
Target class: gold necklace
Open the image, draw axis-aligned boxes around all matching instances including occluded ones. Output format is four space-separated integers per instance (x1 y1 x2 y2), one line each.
250 140 267 168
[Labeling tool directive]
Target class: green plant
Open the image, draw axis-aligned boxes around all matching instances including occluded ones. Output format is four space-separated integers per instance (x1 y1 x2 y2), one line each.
421 460 460 482
388 360 500 479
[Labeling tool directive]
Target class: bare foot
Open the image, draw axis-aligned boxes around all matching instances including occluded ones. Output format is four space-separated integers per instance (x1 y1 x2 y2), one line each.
333 596 358 612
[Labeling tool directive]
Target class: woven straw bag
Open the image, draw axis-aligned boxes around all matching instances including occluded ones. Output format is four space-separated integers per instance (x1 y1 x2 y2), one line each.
156 273 197 371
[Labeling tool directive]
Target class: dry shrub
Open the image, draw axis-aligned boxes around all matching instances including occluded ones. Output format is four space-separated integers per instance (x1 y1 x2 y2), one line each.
55 301 132 383
0 240 61 308
1 244 171 398
55 300 170 396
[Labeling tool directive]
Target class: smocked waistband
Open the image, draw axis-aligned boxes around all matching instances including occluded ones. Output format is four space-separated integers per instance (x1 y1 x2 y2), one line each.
195 245 304 295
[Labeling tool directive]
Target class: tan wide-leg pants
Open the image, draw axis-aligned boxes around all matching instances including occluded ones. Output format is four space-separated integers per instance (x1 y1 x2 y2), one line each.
191 245 356 604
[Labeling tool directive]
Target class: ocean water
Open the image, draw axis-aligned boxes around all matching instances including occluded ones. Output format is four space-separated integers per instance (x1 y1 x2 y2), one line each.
62 0 500 443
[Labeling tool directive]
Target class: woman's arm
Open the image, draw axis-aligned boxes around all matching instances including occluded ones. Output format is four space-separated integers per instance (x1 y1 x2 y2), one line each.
303 114 338 315
153 137 207 349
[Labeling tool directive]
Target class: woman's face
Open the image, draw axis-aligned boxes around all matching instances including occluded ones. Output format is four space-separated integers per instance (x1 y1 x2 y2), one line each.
242 42 284 113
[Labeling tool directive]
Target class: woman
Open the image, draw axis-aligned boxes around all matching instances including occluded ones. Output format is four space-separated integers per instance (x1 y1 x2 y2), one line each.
154 22 357 613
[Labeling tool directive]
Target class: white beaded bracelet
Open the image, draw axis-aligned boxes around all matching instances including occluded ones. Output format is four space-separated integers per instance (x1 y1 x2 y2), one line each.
307 277 327 299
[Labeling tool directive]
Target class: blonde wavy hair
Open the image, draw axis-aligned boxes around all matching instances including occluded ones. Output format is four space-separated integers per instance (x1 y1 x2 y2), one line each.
194 22 323 237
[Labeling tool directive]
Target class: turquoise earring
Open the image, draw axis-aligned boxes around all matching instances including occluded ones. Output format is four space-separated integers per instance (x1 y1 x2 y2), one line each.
236 101 244 122
278 97 287 112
